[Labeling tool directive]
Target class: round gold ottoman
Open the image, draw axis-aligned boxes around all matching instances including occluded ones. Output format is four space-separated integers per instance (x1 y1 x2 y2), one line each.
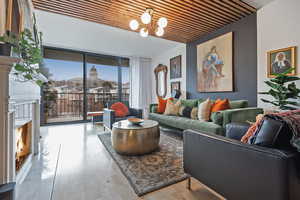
111 120 160 155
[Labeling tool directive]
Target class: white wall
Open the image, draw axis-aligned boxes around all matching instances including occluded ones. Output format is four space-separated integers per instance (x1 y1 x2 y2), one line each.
35 10 182 58
151 44 187 103
9 78 40 101
257 0 300 107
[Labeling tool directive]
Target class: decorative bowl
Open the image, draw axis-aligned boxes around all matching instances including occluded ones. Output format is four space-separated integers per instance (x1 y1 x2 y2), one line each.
128 118 144 125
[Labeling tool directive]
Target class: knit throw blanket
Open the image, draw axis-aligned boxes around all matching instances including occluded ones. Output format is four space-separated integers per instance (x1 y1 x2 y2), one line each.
241 110 300 152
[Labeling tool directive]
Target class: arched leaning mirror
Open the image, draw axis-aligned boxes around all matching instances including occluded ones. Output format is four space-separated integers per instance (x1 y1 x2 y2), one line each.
154 64 168 98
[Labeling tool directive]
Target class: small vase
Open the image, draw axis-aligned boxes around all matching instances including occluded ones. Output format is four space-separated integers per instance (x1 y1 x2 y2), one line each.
0 43 12 56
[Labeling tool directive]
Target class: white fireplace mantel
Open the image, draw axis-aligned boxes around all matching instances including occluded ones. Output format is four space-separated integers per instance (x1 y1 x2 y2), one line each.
0 56 41 186
0 56 21 185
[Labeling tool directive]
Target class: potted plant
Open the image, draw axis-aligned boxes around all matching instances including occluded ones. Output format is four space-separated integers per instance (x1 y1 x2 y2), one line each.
0 28 45 86
259 68 300 110
0 32 17 56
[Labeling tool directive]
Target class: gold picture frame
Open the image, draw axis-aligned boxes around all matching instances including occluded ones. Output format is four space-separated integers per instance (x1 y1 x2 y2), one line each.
267 46 297 78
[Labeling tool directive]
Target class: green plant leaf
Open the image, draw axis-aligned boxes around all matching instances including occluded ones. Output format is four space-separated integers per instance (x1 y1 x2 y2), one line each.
264 81 282 91
24 74 33 80
35 80 43 86
281 105 297 110
14 64 27 72
258 92 269 95
261 98 279 106
281 101 299 106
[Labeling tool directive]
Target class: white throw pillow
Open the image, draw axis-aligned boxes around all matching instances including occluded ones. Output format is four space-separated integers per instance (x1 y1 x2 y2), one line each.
198 98 213 121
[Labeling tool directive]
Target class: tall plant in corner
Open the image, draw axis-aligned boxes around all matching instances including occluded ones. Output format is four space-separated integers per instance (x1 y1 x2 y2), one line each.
0 15 45 86
259 68 300 110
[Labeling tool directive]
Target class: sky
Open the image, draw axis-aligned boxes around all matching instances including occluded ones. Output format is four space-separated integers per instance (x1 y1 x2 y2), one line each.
44 58 129 83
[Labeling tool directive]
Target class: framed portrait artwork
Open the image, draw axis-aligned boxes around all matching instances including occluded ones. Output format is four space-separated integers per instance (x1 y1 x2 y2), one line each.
170 81 181 95
170 55 182 79
267 46 297 78
197 32 233 92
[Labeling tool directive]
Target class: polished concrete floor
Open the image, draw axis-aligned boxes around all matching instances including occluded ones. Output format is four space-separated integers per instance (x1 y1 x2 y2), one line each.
16 123 223 200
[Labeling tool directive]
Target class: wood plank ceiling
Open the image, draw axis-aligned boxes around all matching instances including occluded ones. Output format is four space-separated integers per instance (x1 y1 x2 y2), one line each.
32 0 256 43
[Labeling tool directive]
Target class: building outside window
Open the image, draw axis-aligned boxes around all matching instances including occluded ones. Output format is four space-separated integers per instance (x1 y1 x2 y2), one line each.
41 47 130 124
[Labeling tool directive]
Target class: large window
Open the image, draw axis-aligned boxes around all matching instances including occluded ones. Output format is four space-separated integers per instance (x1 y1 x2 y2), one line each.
41 47 130 124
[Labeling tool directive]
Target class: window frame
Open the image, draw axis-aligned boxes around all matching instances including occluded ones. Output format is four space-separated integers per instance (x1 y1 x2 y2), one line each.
41 46 130 125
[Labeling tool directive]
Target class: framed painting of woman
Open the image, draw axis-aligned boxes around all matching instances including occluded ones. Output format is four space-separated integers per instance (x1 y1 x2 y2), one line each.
267 46 297 77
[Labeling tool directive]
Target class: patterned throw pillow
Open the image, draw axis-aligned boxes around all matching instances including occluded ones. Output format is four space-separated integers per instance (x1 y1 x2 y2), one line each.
182 107 192 118
198 98 213 121
191 107 198 120
157 97 174 113
164 99 181 115
110 102 129 117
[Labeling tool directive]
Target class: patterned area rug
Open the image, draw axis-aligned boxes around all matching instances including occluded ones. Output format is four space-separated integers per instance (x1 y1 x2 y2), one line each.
98 132 188 196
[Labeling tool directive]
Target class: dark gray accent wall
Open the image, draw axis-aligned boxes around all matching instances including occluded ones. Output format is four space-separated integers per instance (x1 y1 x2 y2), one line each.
186 13 257 106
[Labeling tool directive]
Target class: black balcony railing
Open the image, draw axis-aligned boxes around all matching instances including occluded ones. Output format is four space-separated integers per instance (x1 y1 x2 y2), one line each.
42 91 129 123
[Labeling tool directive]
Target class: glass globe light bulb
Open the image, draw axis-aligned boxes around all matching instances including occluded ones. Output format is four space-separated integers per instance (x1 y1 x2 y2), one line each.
141 12 151 24
157 17 168 28
129 19 139 30
155 27 164 37
140 28 149 37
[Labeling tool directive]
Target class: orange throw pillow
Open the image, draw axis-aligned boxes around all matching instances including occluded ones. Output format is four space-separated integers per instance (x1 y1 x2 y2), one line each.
110 102 129 117
211 99 230 113
157 97 174 114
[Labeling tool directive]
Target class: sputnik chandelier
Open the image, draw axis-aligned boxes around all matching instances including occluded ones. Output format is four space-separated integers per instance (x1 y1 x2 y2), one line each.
129 8 168 38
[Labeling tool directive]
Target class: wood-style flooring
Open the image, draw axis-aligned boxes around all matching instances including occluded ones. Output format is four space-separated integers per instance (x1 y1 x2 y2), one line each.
16 123 224 200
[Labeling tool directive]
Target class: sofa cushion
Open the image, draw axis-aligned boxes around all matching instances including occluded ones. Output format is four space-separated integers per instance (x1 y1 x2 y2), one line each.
180 99 200 108
191 107 198 120
149 113 224 135
182 107 193 118
110 102 129 117
179 106 185 116
250 118 292 150
226 122 251 140
164 99 181 115
250 118 283 147
157 97 173 113
198 98 213 121
151 105 158 113
211 99 230 113
229 100 248 109
210 112 223 126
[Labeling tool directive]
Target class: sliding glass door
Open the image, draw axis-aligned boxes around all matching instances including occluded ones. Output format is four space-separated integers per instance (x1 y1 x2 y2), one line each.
42 49 84 123
41 47 130 124
86 55 119 117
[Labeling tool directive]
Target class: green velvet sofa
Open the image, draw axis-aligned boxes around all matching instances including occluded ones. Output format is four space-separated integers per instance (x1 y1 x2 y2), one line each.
148 99 263 136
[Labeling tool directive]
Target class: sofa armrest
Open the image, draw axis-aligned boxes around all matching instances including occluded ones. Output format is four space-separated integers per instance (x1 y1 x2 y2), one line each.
183 129 296 200
149 103 158 113
129 108 143 118
103 108 115 129
214 107 263 128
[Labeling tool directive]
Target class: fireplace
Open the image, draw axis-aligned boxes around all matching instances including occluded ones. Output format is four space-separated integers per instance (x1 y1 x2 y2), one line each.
15 121 32 172
0 56 41 200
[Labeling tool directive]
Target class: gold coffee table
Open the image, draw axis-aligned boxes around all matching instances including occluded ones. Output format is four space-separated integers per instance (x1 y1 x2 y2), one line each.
111 120 160 155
